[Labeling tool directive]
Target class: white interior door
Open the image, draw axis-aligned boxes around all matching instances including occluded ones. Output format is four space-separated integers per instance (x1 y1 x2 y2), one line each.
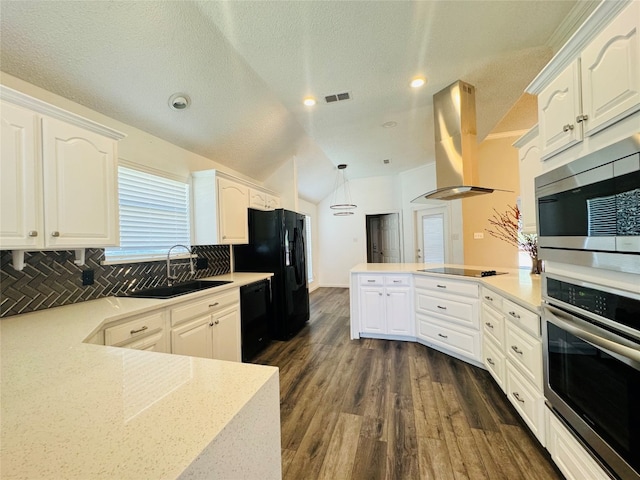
416 207 449 264
381 213 400 263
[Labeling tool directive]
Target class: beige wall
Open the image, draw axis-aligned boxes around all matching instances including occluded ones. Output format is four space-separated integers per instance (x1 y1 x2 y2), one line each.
462 135 521 268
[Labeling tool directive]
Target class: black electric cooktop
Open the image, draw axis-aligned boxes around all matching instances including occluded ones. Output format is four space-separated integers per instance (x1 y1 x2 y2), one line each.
418 267 507 277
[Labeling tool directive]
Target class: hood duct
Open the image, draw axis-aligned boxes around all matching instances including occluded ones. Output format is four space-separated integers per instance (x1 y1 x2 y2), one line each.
412 80 508 202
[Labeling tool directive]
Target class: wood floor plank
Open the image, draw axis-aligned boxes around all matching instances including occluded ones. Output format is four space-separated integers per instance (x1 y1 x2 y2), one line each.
433 382 470 480
351 437 387 480
418 437 456 480
317 413 363 480
409 354 443 440
285 410 340 480
342 348 376 415
449 361 499 432
500 424 562 480
385 393 419 479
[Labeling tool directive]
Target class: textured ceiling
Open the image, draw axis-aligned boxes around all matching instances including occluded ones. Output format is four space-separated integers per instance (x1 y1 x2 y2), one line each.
0 1 598 202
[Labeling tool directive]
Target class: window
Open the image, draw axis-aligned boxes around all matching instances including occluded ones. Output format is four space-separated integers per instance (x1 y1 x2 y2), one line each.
305 215 313 283
104 166 191 263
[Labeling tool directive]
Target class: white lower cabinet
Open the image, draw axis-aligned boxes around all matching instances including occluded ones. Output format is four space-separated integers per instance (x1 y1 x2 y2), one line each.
415 275 481 363
104 309 169 353
545 408 611 480
170 289 241 362
481 287 545 445
356 274 413 338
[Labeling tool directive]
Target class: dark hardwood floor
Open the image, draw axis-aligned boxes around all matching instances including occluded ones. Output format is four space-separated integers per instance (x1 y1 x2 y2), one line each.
253 287 563 480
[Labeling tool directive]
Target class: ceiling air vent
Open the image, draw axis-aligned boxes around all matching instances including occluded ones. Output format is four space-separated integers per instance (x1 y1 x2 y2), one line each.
324 91 351 103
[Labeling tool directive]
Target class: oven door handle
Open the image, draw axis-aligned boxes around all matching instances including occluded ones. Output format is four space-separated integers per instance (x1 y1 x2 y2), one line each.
543 304 640 365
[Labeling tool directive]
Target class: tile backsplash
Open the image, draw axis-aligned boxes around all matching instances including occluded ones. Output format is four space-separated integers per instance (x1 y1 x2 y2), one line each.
0 245 230 317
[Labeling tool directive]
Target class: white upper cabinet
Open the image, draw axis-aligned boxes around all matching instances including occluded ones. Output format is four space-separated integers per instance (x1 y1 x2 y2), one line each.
249 187 281 211
0 101 41 249
41 116 119 247
581 1 640 137
538 61 583 159
192 170 280 244
0 88 124 252
216 176 249 243
527 1 640 166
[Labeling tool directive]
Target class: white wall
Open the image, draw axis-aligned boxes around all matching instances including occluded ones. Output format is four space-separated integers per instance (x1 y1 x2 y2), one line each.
297 198 319 293
265 157 299 211
318 175 401 287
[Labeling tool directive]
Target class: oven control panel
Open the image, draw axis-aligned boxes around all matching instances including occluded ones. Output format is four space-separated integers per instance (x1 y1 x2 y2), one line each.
546 277 640 332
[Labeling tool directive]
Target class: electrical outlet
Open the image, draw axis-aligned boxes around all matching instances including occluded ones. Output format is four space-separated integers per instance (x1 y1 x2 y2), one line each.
474 232 484 239
82 269 94 286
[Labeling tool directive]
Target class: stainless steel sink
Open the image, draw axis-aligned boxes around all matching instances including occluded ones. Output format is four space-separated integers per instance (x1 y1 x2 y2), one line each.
122 280 232 299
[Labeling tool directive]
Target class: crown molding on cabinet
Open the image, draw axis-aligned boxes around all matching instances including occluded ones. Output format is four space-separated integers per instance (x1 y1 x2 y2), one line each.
526 0 631 94
0 85 126 140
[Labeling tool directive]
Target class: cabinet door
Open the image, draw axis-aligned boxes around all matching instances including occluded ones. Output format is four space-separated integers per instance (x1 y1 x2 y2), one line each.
41 116 118 247
0 101 41 249
359 286 385 334
538 61 583 159
171 315 214 359
385 286 413 336
581 1 640 137
249 188 268 210
211 305 241 362
517 132 542 234
266 194 280 210
216 176 248 244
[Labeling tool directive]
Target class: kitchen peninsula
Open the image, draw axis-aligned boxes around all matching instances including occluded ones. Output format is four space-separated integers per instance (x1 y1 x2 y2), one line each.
0 273 281 480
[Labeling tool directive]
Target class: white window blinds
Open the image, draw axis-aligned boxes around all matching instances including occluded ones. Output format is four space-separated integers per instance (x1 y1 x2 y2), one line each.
104 166 191 262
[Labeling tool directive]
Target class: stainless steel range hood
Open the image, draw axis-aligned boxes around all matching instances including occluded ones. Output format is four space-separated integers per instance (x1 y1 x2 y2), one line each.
412 80 505 202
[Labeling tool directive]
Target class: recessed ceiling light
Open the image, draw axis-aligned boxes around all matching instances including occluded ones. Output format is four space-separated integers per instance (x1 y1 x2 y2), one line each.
168 93 190 110
382 121 398 128
410 77 426 88
303 97 317 106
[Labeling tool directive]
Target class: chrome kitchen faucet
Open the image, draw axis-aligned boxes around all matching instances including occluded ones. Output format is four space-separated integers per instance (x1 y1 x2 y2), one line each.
166 244 196 285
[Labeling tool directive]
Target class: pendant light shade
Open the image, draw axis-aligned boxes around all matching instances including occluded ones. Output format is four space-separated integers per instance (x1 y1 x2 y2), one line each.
330 164 357 216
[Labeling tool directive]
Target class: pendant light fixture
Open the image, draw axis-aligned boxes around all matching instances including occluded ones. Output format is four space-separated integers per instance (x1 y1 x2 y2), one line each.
330 164 357 216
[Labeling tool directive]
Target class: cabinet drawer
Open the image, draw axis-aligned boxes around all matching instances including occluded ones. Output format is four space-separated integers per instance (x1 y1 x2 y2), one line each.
171 289 239 326
503 299 540 337
360 275 383 286
506 322 543 389
417 314 481 361
483 336 506 392
384 275 411 287
125 330 167 352
418 294 477 328
415 275 479 298
481 287 503 311
105 310 165 346
506 364 545 444
482 303 505 347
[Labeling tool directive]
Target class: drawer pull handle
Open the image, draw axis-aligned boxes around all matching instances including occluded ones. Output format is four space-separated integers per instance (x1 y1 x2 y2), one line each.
512 392 525 403
28 230 38 237
379 292 383 296
438 333 448 339
486 358 495 366
485 322 494 329
511 345 523 355
393 280 401 283
508 311 521 319
130 326 148 335
437 305 447 310
436 284 447 289
209 302 219 308
51 231 60 237
387 293 390 297
484 295 493 301
368 280 375 282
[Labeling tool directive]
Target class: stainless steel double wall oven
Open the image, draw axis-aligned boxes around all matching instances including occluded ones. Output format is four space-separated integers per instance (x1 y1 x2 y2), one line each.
536 138 640 480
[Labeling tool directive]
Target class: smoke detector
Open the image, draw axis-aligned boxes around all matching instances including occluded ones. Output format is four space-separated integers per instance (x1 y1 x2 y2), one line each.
168 93 191 110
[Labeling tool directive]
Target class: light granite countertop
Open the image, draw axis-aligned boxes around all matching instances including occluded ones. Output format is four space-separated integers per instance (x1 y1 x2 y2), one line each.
0 272 281 480
351 263 542 312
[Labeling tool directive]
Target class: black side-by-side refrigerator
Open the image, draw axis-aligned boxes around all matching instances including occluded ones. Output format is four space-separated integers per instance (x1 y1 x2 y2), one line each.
234 208 310 340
